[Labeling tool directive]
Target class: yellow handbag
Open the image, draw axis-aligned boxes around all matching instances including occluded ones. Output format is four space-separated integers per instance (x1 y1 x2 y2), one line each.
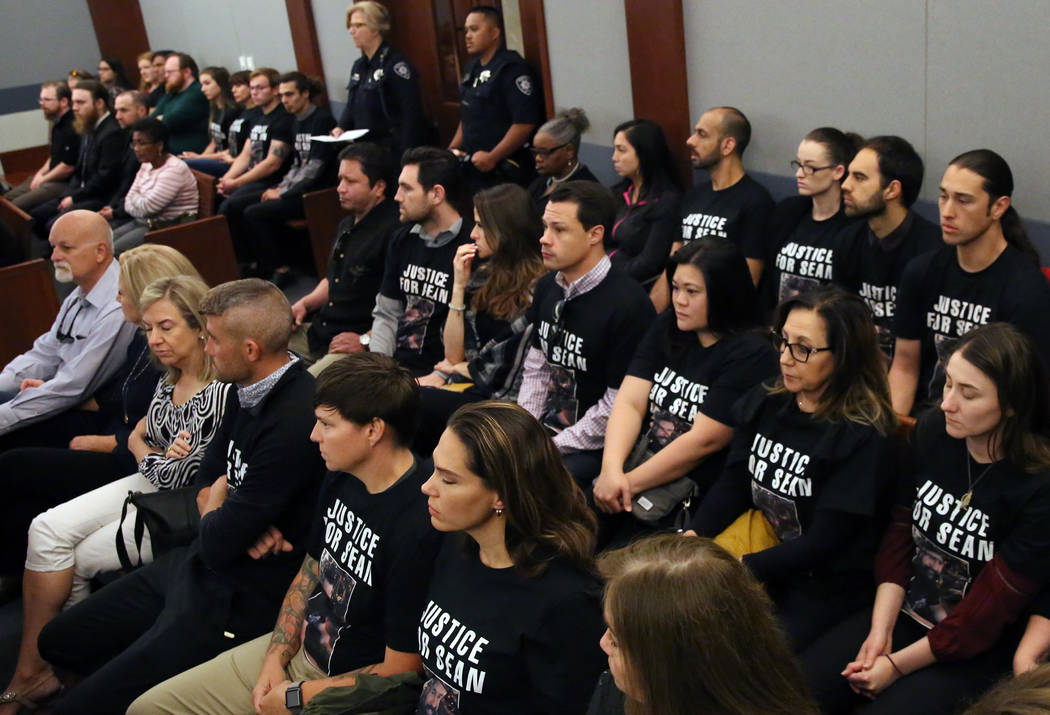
713 509 780 559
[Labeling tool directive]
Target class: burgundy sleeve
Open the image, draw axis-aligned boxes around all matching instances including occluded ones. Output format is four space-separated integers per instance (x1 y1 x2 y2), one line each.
928 555 1040 661
874 505 915 587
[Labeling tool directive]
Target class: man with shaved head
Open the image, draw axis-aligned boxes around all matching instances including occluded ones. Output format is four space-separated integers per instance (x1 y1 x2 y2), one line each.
0 210 134 435
38 278 324 714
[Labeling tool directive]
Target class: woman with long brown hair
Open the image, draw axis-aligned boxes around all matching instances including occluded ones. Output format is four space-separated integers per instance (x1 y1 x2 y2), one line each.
588 534 817 715
804 323 1050 714
418 401 606 712
415 183 545 451
686 286 898 651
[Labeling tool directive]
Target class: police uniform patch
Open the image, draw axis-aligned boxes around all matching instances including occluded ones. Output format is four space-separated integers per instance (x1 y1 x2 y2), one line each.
515 75 533 96
393 61 411 80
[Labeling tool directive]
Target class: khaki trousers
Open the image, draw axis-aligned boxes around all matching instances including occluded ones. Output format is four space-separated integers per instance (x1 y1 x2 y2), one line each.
127 633 324 715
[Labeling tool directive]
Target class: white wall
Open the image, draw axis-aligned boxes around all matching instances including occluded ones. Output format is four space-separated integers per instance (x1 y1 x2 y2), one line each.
140 0 297 76
313 0 355 109
682 0 1050 221
544 0 633 149
0 0 100 87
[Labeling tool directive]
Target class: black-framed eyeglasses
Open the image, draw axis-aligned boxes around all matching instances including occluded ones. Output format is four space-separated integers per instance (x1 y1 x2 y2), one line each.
770 332 831 362
56 298 87 343
790 160 835 176
530 143 569 158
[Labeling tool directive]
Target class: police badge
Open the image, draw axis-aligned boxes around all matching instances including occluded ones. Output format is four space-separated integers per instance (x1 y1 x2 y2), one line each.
515 75 533 96
393 62 411 79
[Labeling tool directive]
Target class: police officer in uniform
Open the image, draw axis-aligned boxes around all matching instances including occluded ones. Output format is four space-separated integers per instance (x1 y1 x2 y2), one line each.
333 1 425 158
449 5 544 191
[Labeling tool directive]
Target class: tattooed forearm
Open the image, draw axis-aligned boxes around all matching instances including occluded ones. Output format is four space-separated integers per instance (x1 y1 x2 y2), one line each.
266 554 319 664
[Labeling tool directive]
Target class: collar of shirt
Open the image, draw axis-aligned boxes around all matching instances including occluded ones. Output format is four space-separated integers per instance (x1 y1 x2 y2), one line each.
237 354 299 410
295 103 316 121
869 210 915 253
410 217 464 248
555 254 611 301
81 258 121 311
93 112 111 131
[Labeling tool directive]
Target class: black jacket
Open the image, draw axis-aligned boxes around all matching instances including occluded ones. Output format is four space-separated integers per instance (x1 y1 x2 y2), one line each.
68 113 126 203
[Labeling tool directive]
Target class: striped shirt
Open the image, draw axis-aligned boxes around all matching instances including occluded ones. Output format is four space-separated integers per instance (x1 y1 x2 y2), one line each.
124 154 199 220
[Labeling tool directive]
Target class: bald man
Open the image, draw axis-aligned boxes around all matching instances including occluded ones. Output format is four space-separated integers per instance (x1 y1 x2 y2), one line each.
0 210 135 435
38 279 324 715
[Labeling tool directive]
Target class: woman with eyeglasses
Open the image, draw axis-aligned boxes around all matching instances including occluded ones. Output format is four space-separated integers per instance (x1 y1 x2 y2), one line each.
686 286 897 651
801 323 1050 714
417 402 607 713
608 119 682 291
762 128 862 314
0 263 226 713
591 239 776 544
414 183 546 452
527 108 599 212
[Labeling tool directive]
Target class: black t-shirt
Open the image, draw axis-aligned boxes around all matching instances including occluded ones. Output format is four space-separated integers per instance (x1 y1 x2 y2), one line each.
209 105 241 152
680 173 774 259
692 388 895 578
527 267 655 433
460 49 544 154
626 314 778 492
832 211 941 358
379 221 473 373
767 203 853 308
49 110 79 169
247 104 294 168
304 458 441 675
308 200 400 355
894 244 1050 406
900 410 1050 628
228 106 257 157
416 540 606 714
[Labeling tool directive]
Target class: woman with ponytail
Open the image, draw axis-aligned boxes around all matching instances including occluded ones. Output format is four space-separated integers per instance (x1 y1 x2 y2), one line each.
888 149 1050 416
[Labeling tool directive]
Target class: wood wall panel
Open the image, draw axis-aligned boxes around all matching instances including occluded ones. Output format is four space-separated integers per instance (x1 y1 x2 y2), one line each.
86 0 151 87
623 0 692 187
285 0 328 105
518 0 554 118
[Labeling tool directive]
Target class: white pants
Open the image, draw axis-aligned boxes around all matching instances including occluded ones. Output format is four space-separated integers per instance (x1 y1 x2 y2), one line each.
26 472 157 605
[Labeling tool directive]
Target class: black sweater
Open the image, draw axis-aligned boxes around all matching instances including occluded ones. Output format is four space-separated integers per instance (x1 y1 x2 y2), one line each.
194 360 325 605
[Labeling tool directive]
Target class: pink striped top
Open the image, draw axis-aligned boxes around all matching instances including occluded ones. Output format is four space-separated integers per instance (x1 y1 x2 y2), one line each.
124 154 199 220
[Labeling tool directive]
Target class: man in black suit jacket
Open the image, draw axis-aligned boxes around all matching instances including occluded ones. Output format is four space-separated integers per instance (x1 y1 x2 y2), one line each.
31 80 126 239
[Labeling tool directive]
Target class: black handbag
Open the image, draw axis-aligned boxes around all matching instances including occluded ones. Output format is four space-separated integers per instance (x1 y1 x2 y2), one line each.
115 486 201 570
623 437 699 525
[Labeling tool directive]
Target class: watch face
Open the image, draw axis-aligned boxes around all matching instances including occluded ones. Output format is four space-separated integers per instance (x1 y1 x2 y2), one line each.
360 333 371 346
285 683 303 710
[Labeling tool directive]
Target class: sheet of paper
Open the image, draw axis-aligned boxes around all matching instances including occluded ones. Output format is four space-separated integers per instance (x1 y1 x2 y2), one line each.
310 129 370 143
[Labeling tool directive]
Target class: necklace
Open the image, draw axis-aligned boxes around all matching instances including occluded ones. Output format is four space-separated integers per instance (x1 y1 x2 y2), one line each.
549 160 579 186
961 447 996 510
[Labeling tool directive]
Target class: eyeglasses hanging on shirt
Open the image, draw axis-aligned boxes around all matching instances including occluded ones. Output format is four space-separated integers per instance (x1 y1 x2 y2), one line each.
56 298 87 343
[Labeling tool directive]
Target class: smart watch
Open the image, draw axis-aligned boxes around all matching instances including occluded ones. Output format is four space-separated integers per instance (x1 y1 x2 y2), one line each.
285 681 304 713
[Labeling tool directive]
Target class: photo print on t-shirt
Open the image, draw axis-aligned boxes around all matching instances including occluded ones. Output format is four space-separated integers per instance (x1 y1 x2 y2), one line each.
645 407 691 452
751 482 802 541
304 550 358 672
397 297 436 353
778 271 822 304
417 673 461 715
541 365 579 432
903 527 971 629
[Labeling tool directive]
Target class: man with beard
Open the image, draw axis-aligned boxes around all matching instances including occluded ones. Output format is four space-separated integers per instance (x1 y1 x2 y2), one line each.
369 147 472 375
98 90 152 233
652 107 773 309
29 81 124 239
0 211 135 435
4 82 79 211
151 52 210 154
832 136 940 360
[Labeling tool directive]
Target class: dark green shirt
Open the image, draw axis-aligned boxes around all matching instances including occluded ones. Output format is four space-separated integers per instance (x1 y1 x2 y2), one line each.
151 80 210 154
